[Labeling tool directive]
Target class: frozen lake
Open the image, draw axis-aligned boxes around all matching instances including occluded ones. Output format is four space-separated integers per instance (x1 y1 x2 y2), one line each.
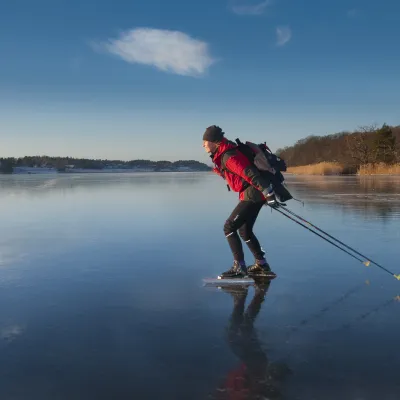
1 172 400 399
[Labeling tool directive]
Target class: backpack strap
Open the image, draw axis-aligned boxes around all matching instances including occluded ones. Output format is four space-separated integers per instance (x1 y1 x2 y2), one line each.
220 148 251 190
220 148 237 171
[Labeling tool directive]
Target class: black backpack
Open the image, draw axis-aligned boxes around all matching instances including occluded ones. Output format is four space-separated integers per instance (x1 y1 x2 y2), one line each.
234 139 286 177
233 138 292 202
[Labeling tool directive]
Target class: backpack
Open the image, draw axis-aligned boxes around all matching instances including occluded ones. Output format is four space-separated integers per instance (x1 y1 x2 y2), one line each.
232 138 293 202
233 138 286 179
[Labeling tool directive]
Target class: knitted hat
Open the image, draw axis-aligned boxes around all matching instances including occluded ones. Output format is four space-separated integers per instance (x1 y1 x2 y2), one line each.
202 125 224 143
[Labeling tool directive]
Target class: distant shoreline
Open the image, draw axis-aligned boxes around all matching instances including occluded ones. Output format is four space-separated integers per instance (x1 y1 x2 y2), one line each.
0 157 212 174
7 167 211 175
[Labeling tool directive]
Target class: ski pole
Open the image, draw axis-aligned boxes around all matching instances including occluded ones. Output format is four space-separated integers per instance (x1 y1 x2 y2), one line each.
269 205 400 280
270 205 367 264
278 204 400 281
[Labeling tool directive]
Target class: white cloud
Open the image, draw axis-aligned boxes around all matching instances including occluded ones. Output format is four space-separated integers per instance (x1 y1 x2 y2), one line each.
276 26 292 46
95 28 215 77
231 0 272 15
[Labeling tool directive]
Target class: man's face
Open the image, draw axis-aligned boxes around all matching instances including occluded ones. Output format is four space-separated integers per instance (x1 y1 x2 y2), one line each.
203 140 219 154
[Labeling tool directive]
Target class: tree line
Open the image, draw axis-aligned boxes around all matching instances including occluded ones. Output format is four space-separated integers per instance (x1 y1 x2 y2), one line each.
276 123 400 171
0 156 211 174
2 123 399 174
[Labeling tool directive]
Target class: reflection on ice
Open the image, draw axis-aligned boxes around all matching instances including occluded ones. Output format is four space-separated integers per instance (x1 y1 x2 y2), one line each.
286 175 400 219
0 325 24 342
209 283 291 399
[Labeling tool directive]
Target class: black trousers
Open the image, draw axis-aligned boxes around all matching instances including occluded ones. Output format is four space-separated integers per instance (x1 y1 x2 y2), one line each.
224 201 265 262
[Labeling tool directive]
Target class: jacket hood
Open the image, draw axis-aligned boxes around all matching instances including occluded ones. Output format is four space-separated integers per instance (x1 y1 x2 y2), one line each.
211 138 237 165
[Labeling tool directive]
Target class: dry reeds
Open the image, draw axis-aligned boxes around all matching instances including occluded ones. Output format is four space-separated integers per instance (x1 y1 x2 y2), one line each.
286 162 346 175
357 163 400 175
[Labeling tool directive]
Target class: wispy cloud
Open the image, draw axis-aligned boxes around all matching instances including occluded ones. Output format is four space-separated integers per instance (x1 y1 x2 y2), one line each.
276 26 292 46
231 0 272 15
94 28 215 77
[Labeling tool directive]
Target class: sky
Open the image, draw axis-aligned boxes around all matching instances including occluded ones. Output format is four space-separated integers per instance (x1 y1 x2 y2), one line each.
1 0 399 162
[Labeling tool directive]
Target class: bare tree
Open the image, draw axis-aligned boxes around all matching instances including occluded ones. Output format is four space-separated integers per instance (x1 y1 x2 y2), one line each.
373 123 397 164
345 124 378 166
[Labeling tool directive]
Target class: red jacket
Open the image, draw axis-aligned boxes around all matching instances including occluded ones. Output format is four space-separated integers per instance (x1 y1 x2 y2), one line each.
212 138 271 201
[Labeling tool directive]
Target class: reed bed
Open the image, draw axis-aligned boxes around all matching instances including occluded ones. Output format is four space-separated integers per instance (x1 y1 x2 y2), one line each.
286 162 346 175
357 163 400 175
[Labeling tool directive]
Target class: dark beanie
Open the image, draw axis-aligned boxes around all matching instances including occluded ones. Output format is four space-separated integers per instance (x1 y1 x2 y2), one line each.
203 125 224 143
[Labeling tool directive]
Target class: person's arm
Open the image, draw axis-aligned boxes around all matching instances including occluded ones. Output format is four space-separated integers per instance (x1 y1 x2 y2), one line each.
212 167 223 177
223 151 273 194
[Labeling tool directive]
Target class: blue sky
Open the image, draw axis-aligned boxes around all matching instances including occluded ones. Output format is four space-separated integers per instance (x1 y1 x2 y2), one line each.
1 0 399 162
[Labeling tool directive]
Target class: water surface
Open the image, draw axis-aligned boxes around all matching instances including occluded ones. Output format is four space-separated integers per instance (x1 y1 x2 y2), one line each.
1 173 399 399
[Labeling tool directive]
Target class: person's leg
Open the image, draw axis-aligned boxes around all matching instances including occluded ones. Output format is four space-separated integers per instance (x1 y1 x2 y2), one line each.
223 201 249 262
238 201 266 262
238 202 277 277
220 201 259 278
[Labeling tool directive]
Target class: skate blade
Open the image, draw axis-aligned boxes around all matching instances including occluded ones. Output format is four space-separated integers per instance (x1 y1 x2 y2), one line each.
248 273 277 280
203 277 254 285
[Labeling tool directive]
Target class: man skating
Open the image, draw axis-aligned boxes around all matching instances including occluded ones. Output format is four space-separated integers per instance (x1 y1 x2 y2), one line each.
202 125 278 279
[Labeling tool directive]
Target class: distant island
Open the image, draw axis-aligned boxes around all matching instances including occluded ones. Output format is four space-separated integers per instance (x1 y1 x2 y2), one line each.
0 156 211 174
2 123 399 176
